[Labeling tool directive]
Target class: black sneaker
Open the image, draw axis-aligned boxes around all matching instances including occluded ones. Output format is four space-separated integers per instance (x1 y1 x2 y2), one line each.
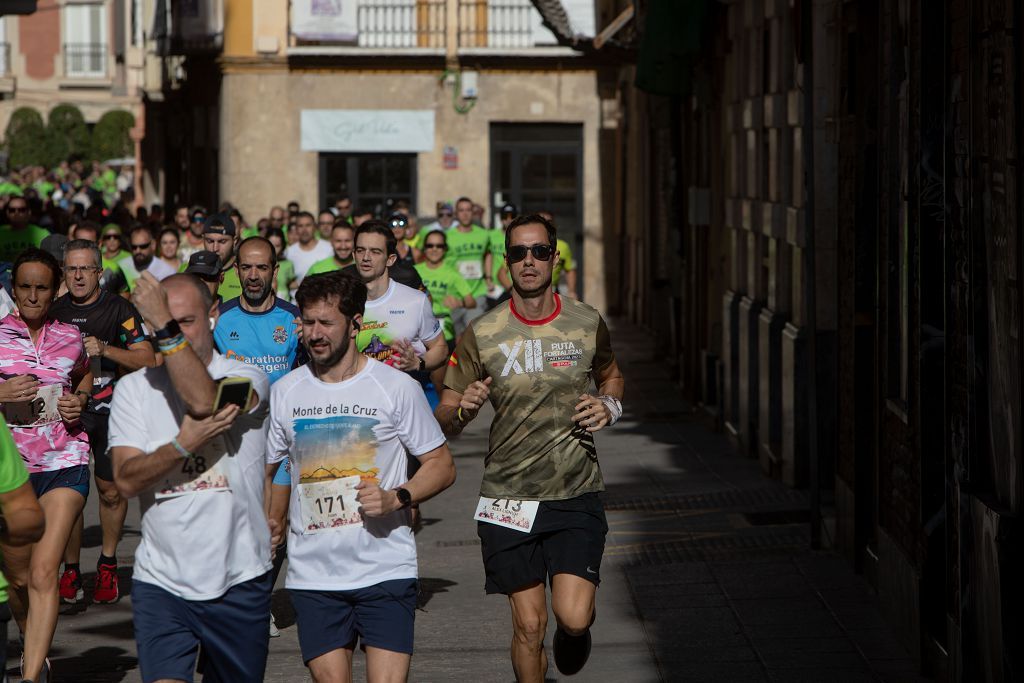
552 627 592 676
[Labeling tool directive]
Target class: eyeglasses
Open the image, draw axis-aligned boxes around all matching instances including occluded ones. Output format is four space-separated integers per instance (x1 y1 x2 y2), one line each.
424 243 446 250
102 234 120 240
65 266 100 275
130 242 152 251
507 244 554 263
438 212 453 217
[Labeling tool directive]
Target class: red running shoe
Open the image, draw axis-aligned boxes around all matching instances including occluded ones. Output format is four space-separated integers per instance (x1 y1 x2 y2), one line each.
59 566 84 604
93 562 120 604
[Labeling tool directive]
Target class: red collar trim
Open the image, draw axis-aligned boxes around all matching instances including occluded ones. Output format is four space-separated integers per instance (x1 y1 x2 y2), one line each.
510 294 561 326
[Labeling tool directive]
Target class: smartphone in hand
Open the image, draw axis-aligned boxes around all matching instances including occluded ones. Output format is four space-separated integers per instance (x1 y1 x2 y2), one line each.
213 377 253 412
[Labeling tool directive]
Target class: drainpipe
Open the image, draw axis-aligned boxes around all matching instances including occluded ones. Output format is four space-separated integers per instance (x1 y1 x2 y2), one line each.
801 0 821 549
131 100 145 212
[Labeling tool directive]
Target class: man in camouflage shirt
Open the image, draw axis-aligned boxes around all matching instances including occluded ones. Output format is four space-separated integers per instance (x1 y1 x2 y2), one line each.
436 214 624 682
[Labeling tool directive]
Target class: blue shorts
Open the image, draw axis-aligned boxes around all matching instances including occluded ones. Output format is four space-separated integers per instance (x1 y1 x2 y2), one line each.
29 464 90 500
290 578 418 662
132 572 272 683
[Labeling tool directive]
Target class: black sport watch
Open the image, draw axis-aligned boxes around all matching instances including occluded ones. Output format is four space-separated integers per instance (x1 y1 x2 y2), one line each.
153 319 182 341
394 487 413 509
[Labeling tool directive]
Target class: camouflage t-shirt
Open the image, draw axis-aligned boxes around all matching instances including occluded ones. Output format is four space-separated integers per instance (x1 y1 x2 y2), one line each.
444 295 615 501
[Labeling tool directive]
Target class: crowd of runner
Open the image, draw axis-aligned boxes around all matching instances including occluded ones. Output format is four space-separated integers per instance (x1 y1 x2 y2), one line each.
0 189 621 683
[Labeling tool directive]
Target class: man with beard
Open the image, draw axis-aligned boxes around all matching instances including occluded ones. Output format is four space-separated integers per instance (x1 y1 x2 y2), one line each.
266 271 455 682
436 214 624 682
203 213 244 302
214 237 304 386
179 206 207 260
120 224 177 291
306 221 355 276
50 240 157 605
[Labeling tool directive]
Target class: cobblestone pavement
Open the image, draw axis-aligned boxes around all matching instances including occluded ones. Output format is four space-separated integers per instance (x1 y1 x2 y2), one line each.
11 319 924 682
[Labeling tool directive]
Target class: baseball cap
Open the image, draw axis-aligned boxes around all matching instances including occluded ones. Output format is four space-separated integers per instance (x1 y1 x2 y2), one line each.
185 250 221 277
202 212 236 237
437 202 454 214
500 202 518 217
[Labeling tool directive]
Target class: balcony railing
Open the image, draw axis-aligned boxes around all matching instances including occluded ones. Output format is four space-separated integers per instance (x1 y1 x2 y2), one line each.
0 43 10 75
64 42 107 78
357 0 446 48
458 0 535 49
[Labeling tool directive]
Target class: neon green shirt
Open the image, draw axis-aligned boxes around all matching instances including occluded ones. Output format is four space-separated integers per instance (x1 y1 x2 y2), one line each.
0 182 23 197
0 224 50 264
242 226 260 239
0 422 30 603
552 238 575 287
219 267 243 302
444 225 490 297
488 229 507 281
277 259 295 299
306 256 353 276
415 262 473 341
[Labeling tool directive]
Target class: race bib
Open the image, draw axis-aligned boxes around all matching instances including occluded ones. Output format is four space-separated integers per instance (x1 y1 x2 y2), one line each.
298 475 363 534
474 496 540 532
154 438 231 499
5 384 61 427
458 260 483 280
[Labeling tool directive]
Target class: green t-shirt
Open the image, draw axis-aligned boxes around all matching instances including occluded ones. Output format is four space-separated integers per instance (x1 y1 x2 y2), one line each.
444 225 490 298
241 226 260 239
219 267 243 302
102 250 130 274
0 224 50 264
306 256 353 277
0 182 23 197
415 262 473 341
277 259 295 299
488 229 507 281
0 423 30 602
552 238 575 287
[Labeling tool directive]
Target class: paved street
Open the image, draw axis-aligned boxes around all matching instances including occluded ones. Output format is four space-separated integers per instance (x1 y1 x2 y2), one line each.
13 319 923 682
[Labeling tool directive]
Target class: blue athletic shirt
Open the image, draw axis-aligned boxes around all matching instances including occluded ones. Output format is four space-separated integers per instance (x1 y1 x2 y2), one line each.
214 297 305 386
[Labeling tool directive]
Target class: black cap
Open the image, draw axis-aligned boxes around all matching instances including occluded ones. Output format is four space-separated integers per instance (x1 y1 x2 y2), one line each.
500 202 518 217
203 212 236 237
41 234 69 264
185 250 221 277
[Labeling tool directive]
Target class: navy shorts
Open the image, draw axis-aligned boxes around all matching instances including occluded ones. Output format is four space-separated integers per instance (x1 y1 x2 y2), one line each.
132 572 272 683
29 464 90 500
290 578 418 662
82 412 112 481
477 493 608 595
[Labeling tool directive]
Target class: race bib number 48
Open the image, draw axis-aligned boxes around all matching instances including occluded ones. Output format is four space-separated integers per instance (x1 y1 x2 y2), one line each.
299 475 362 534
474 496 540 532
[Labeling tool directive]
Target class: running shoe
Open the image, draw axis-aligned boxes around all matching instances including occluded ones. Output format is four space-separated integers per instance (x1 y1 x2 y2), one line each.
552 627 592 676
93 562 120 604
58 566 84 604
269 614 281 638
20 654 51 683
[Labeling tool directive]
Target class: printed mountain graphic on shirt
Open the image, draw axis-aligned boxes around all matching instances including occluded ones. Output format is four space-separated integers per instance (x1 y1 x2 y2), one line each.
293 415 380 484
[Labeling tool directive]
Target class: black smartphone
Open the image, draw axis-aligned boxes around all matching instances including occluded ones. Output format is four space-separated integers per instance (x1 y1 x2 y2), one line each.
213 377 253 411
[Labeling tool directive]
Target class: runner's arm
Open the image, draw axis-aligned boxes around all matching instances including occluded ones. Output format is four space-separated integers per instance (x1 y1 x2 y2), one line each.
484 252 493 288
422 333 449 372
594 358 624 400
102 339 158 371
0 482 44 546
497 263 512 289
357 443 456 516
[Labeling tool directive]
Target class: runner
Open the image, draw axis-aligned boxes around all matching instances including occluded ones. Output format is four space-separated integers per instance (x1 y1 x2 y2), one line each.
157 227 182 272
108 272 278 682
0 418 46 678
351 221 447 374
202 212 244 302
445 197 490 337
390 213 421 266
51 239 157 606
0 196 49 265
0 248 95 683
183 250 224 302
414 230 475 395
179 206 207 260
306 221 355 276
120 224 177 291
266 271 456 682
485 202 516 309
285 211 333 285
435 214 625 682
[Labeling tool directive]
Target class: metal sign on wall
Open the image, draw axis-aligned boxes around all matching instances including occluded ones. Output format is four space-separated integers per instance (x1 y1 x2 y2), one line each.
300 110 436 153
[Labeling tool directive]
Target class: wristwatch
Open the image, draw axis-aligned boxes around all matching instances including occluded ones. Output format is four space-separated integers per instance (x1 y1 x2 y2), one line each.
394 487 413 509
417 356 425 372
153 319 182 341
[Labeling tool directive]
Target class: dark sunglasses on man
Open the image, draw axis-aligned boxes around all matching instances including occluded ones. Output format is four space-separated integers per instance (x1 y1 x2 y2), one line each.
424 242 446 250
507 244 554 263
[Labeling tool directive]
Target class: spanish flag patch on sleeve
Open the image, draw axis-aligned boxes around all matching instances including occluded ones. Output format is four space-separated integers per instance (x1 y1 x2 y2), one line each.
448 352 459 367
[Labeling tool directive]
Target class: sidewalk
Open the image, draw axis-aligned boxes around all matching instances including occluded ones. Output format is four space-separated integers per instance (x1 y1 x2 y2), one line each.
29 319 923 682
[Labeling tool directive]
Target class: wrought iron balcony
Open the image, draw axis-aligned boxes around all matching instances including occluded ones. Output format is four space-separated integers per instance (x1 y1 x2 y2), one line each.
63 42 107 78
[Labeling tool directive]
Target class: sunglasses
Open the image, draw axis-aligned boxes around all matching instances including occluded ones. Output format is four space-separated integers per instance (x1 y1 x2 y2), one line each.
102 234 120 240
424 243 446 250
130 242 153 251
507 244 554 263
438 212 453 217
7 207 28 213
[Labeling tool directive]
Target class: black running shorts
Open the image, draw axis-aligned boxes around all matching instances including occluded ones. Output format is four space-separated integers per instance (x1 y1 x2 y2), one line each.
477 493 608 595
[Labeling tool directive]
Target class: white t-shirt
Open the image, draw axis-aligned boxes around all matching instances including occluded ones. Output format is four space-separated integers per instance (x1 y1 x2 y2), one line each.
266 359 446 591
356 280 442 363
107 352 272 600
286 239 334 282
118 254 178 283
0 288 14 319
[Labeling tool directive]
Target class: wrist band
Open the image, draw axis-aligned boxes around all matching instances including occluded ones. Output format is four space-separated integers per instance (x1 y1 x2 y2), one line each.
170 438 192 459
598 395 622 426
456 407 466 424
158 333 189 356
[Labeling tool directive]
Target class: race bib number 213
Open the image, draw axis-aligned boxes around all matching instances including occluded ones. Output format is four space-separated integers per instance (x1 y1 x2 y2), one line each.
474 496 539 532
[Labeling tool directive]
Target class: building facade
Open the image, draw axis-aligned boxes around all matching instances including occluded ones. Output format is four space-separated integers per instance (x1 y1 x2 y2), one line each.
166 0 608 305
604 0 1022 680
